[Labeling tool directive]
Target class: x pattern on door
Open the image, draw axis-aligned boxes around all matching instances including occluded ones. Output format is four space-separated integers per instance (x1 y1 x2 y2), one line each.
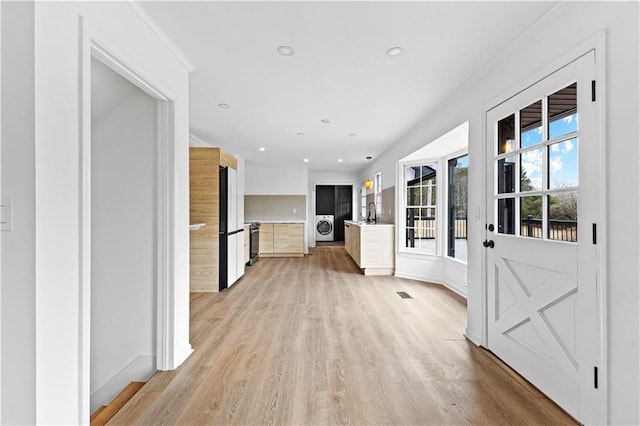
494 254 579 378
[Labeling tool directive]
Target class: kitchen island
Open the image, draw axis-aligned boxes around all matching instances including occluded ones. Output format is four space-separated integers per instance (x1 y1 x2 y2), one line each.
344 221 395 275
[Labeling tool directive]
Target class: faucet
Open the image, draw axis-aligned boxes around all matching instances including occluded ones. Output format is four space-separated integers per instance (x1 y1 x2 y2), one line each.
367 202 377 224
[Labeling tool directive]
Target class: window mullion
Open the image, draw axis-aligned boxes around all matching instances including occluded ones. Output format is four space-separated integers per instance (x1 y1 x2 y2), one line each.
542 95 549 240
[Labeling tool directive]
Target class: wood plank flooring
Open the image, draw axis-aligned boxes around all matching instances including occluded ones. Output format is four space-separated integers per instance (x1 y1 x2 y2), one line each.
110 246 576 425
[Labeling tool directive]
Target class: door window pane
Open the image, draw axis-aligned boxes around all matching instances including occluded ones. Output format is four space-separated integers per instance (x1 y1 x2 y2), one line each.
548 193 578 242
520 100 543 148
549 138 578 189
520 196 542 238
497 198 515 235
498 156 516 194
520 148 543 192
549 83 577 139
498 114 515 154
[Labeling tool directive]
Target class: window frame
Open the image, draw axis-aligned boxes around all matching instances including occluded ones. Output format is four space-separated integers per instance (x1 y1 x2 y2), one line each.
445 150 469 265
399 158 442 255
360 183 367 221
374 172 382 216
494 82 579 243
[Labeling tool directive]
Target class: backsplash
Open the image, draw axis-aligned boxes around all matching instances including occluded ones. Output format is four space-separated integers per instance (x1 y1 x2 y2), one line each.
245 195 307 221
365 186 395 224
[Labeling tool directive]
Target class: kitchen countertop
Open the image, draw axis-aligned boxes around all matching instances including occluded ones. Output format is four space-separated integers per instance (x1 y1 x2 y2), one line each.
245 220 307 224
345 220 394 227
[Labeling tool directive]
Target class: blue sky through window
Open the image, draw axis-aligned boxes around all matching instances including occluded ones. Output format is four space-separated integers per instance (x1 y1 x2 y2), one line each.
520 113 578 191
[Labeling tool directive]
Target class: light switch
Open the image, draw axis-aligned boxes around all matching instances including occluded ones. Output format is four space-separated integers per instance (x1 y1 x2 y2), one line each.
1 198 14 231
293 208 297 214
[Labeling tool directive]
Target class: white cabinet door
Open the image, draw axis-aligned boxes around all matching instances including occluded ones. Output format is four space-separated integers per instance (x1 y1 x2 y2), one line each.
227 233 238 287
227 168 238 232
236 230 245 280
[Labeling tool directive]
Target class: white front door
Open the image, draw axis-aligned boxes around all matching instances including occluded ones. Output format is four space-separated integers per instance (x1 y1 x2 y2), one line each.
485 51 601 422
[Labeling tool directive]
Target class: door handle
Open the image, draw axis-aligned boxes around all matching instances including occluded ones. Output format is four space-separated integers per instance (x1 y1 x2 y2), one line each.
483 240 495 249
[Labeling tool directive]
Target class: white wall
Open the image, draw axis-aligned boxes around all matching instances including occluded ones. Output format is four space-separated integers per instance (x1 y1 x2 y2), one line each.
360 3 639 423
1 2 36 424
29 2 193 423
90 81 157 411
245 162 309 195
245 162 309 251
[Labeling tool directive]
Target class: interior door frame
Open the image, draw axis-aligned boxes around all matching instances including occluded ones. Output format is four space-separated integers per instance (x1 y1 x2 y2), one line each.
79 18 179 421
310 182 357 246
480 31 607 424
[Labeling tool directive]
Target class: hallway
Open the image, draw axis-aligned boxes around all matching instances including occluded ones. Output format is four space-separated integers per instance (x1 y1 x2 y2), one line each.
111 246 574 425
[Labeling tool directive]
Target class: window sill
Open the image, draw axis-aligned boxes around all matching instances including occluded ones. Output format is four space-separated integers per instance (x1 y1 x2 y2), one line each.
397 249 439 260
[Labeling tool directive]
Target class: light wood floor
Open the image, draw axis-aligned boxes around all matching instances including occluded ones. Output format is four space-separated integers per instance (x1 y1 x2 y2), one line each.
110 246 576 425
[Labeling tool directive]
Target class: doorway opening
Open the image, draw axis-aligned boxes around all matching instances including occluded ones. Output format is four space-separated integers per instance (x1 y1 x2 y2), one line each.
89 58 158 413
315 185 353 243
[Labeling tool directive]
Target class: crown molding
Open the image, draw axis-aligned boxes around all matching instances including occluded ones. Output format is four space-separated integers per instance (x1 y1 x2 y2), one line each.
126 0 195 72
189 133 212 147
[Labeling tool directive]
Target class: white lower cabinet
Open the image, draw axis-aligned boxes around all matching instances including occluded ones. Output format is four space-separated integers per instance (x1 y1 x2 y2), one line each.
344 221 394 275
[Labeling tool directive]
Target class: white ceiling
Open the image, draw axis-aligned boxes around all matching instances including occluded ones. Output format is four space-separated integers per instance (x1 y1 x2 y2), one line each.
141 1 559 172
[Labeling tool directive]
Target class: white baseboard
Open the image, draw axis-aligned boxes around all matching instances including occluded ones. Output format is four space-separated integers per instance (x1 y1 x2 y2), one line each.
173 344 194 370
394 271 441 283
395 272 467 299
90 354 156 413
442 279 468 298
465 327 483 346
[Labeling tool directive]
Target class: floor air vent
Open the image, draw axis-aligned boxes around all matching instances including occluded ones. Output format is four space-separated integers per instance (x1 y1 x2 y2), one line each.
396 291 412 299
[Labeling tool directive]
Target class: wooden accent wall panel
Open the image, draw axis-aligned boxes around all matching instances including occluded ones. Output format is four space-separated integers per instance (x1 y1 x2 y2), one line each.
189 147 236 292
220 150 238 170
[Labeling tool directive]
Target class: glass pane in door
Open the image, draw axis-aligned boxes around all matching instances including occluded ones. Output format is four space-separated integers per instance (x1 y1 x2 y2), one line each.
548 83 578 139
520 196 543 238
497 198 515 235
548 192 578 242
521 100 543 148
498 156 516 194
549 138 578 189
498 114 516 154
521 148 543 191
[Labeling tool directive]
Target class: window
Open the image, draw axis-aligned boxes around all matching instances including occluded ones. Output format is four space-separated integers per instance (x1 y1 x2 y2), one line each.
495 83 578 242
374 172 382 217
361 183 367 220
448 155 468 263
404 163 437 253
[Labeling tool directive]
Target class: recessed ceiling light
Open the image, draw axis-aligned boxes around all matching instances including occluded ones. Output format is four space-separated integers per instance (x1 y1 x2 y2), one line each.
218 103 230 109
338 159 343 163
297 132 305 136
320 119 331 124
259 147 266 152
386 46 404 57
348 133 357 137
303 158 309 163
277 45 294 56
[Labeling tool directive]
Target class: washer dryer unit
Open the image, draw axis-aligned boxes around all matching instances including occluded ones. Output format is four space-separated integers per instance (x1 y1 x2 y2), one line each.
315 215 334 242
